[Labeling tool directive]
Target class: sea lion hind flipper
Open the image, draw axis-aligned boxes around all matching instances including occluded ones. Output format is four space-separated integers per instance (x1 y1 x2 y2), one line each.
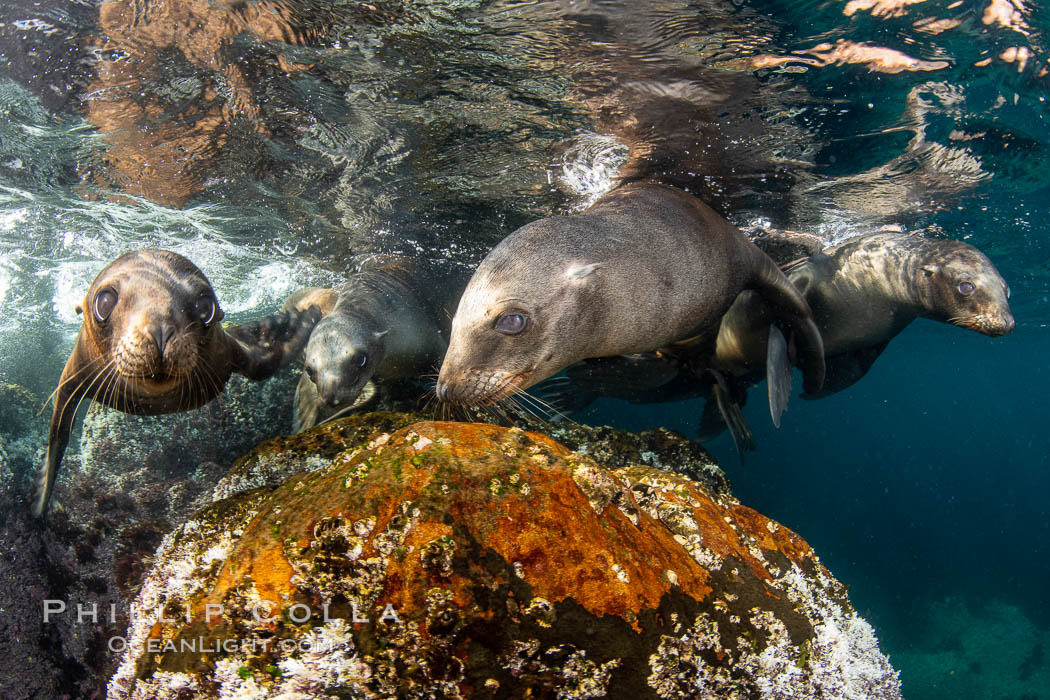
227 305 322 380
801 341 890 399
765 324 792 428
282 287 338 316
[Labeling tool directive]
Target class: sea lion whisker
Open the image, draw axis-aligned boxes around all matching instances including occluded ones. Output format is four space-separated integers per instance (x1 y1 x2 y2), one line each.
513 387 577 425
197 360 225 406
484 402 514 426
65 359 116 430
40 357 103 415
318 401 366 425
97 365 120 412
499 395 536 423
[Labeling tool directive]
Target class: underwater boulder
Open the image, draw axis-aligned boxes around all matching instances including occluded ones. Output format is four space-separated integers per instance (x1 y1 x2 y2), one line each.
109 420 900 699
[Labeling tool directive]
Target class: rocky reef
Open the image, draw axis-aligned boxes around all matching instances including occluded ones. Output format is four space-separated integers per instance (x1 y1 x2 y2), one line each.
0 369 301 699
108 419 901 698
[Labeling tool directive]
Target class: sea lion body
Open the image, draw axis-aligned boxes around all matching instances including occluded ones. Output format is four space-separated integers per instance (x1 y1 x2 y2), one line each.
436 183 825 406
714 231 1015 395
36 250 320 517
290 257 471 429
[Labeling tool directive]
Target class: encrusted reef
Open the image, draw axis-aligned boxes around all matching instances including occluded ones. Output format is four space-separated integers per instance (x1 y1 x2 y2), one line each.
109 420 900 699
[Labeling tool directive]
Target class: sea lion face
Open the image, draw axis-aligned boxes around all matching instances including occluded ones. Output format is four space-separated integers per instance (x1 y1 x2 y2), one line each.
302 313 384 407
918 243 1014 337
437 249 601 406
76 249 226 410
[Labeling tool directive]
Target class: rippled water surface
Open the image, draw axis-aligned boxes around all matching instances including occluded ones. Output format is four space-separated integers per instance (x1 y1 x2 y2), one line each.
1 0 1048 696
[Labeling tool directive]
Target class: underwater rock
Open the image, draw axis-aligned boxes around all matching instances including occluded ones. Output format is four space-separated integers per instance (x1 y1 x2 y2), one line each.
213 411 729 502
110 420 900 699
51 368 300 527
0 382 42 488
0 369 301 697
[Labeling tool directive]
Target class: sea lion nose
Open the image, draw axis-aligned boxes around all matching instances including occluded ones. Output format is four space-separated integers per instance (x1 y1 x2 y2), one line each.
151 324 177 355
1003 314 1015 334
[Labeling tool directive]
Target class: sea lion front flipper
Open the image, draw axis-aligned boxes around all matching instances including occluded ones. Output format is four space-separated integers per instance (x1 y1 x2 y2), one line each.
766 324 792 428
708 370 755 459
293 372 321 432
226 305 322 381
802 341 890 399
34 353 92 518
697 396 727 442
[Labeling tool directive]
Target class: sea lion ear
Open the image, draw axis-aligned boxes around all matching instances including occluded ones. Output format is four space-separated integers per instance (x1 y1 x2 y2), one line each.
373 329 388 339
922 264 939 277
75 304 83 315
565 262 601 283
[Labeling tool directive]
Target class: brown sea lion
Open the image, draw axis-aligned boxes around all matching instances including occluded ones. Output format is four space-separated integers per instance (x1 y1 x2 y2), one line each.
714 231 1015 397
435 183 825 407
286 257 471 430
34 249 321 517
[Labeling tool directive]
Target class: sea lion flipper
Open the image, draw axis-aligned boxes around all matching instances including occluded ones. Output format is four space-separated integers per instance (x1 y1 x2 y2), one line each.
765 324 792 428
34 358 86 517
227 305 322 380
802 341 890 399
709 371 755 458
282 287 338 316
293 372 320 432
697 397 727 443
749 252 826 395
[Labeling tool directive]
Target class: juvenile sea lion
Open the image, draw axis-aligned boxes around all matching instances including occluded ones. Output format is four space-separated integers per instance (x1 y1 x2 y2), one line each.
287 257 471 430
714 231 1015 397
436 183 825 406
35 250 321 517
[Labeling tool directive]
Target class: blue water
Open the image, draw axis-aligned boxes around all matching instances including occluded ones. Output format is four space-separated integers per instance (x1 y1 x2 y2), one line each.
1 0 1049 696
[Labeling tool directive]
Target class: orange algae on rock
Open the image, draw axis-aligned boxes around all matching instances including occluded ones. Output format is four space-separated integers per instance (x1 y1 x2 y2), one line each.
109 419 901 699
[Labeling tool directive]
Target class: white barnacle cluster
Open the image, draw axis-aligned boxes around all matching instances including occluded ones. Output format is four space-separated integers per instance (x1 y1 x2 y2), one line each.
273 620 374 695
570 460 626 516
774 563 901 697
645 551 901 697
501 639 620 699
558 650 621 699
108 495 267 699
210 452 330 502
193 621 371 698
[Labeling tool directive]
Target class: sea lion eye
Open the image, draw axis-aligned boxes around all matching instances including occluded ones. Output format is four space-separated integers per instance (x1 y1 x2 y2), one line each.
93 289 117 322
957 281 976 296
494 313 526 335
355 352 368 368
195 294 217 325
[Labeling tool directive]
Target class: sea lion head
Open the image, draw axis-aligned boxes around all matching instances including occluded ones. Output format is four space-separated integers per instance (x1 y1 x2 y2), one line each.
437 223 603 406
75 249 227 408
302 311 384 407
914 241 1014 337
36 249 320 518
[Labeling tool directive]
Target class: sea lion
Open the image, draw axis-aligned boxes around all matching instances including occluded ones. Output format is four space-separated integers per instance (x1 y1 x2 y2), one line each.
287 257 471 431
35 249 321 517
435 183 825 407
713 231 1015 397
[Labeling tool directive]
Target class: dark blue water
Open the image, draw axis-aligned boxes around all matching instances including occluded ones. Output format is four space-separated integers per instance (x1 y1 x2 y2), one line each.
1 0 1048 696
